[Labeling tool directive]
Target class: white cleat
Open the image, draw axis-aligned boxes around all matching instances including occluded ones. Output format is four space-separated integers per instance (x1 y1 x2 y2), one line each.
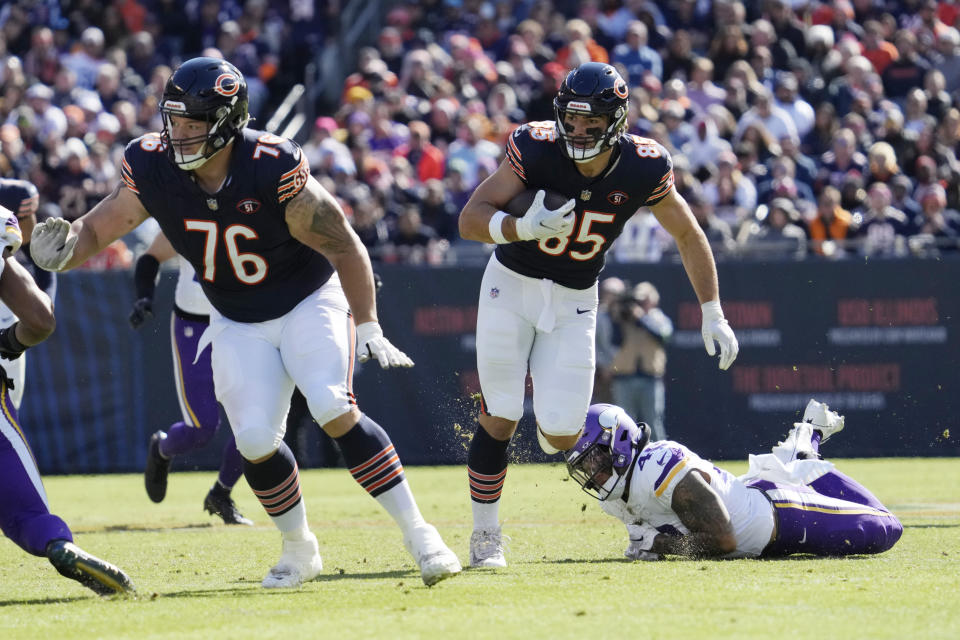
404 523 462 587
469 527 508 568
802 399 845 442
771 422 817 463
261 533 323 589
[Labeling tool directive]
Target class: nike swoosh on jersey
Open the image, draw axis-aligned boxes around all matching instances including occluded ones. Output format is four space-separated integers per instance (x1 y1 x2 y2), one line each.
576 307 593 314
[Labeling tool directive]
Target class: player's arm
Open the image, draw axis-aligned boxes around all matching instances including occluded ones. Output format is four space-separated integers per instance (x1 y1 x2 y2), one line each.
458 160 575 243
286 175 377 324
0 255 55 359
458 159 527 243
649 188 718 304
16 193 38 245
647 470 738 558
129 230 177 330
649 188 738 370
30 183 150 272
285 175 412 368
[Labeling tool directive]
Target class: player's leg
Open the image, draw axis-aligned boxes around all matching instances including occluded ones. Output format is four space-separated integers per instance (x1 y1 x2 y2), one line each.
280 281 460 586
211 317 320 588
202 433 250 524
528 284 597 452
0 380 134 595
760 482 902 557
470 264 536 567
144 311 222 502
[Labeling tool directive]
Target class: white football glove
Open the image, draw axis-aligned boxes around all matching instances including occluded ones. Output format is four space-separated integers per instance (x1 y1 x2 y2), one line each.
514 190 576 241
355 321 414 369
625 522 661 561
701 300 739 370
0 207 23 255
30 217 78 272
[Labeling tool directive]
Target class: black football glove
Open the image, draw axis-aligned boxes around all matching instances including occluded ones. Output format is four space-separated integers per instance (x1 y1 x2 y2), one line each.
128 297 154 329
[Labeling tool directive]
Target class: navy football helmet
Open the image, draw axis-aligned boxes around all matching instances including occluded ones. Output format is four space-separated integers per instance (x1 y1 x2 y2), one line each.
160 57 249 170
553 62 629 162
566 404 650 500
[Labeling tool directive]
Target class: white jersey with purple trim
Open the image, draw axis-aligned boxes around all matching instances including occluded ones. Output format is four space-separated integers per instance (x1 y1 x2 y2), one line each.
601 441 775 557
174 256 213 317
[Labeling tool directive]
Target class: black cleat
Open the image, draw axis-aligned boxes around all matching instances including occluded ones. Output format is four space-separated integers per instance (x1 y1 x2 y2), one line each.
204 488 254 525
145 430 171 503
46 540 136 596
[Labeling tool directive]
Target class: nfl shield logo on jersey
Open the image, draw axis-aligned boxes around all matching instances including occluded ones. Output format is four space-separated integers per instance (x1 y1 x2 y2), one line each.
490 287 499 299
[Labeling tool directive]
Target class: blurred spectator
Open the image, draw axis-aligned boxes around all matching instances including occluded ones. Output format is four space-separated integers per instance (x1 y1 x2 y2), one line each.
446 115 499 190
682 113 732 178
818 128 868 191
808 186 855 258
708 24 750 84
853 182 911 257
555 18 609 68
394 120 444 183
738 197 808 260
733 84 798 148
911 183 960 254
891 173 923 221
610 212 671 263
611 20 662 86
303 116 356 178
773 72 814 138
687 188 736 256
419 178 459 242
702 149 757 229
934 27 960 93
60 27 106 90
48 137 95 221
19 83 66 145
593 276 626 406
867 141 902 184
661 28 693 82
608 281 673 441
383 205 447 265
687 57 726 112
883 30 931 100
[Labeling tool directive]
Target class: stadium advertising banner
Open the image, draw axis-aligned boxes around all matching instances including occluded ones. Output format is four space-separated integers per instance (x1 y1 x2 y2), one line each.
21 258 960 474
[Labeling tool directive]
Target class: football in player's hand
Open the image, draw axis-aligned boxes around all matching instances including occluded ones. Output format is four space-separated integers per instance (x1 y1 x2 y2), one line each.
504 189 571 216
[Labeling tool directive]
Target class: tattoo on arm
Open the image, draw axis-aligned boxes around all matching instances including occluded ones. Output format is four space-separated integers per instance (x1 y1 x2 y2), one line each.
288 186 355 255
649 470 736 558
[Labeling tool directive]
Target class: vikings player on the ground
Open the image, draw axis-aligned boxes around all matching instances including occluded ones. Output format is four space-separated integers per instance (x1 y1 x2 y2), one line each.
130 229 251 525
457 62 739 568
567 402 902 560
30 57 460 588
0 206 135 596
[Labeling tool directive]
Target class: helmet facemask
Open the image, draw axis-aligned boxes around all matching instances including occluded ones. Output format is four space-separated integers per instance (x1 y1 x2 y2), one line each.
555 102 627 163
566 404 649 500
159 58 250 170
161 100 243 170
553 62 630 163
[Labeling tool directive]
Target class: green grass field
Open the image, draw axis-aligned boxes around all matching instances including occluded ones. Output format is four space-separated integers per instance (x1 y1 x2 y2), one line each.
1 459 958 640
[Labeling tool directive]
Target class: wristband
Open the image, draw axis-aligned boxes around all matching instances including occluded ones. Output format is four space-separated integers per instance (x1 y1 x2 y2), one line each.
0 322 27 355
488 211 509 244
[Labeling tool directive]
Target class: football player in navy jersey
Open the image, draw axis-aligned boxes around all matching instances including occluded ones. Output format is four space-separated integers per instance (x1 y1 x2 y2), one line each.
129 229 251 526
30 57 461 588
457 62 739 567
0 178 53 409
0 206 135 596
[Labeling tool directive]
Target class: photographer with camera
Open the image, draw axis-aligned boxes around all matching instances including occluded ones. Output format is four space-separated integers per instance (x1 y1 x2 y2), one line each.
609 281 673 441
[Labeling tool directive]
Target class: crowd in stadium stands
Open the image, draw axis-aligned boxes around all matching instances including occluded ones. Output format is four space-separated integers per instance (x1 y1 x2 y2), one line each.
2 0 960 268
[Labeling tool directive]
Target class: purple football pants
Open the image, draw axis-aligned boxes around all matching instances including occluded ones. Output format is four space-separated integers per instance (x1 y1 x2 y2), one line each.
161 311 242 488
0 379 72 556
751 433 903 557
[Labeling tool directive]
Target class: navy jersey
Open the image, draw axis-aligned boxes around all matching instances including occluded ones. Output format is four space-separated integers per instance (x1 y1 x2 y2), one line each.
498 121 674 289
121 128 333 322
